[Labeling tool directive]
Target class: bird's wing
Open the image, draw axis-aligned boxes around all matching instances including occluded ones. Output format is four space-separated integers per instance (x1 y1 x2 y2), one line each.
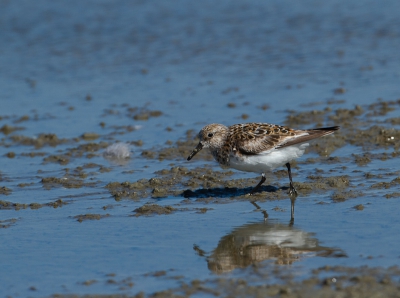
229 123 300 155
230 124 340 155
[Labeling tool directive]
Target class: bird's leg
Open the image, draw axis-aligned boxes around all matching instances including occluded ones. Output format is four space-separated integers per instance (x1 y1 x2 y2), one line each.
249 173 266 195
289 196 296 226
285 163 298 196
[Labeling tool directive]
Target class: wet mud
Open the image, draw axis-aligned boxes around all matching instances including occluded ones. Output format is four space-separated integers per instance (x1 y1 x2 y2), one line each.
132 203 213 217
99 99 397 206
133 204 177 216
1 98 398 209
0 199 67 211
155 265 400 298
73 213 110 223
49 265 400 298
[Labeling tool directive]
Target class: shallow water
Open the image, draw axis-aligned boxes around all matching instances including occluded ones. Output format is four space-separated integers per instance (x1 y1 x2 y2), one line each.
1 0 400 297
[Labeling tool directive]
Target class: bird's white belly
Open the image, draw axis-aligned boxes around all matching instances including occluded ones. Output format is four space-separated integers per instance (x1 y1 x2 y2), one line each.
228 143 309 173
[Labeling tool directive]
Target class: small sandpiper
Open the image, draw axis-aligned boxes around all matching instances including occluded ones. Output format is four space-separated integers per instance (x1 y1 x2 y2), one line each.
187 123 339 195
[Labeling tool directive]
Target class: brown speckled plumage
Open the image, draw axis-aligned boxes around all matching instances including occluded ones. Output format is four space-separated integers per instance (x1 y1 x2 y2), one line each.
193 123 337 166
187 122 339 197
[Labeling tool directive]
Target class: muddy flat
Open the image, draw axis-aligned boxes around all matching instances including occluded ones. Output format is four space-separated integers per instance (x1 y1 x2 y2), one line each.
1 0 400 297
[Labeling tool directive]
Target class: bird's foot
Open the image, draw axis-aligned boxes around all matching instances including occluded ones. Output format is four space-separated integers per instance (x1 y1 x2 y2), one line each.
288 183 298 196
248 187 261 196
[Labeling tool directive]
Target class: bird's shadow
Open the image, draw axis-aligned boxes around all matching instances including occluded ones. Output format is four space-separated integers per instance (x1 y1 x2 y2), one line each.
181 185 295 224
182 185 283 199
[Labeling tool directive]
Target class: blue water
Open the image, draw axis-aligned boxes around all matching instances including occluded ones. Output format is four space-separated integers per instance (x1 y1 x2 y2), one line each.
1 0 400 297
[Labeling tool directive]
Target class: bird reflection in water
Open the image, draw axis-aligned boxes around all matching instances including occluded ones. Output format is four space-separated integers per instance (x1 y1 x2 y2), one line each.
194 220 347 274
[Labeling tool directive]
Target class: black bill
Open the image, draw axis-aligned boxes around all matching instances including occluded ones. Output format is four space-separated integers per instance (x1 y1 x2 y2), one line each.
187 142 203 160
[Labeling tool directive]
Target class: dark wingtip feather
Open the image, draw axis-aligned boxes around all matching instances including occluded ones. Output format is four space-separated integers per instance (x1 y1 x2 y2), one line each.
312 126 340 131
277 126 339 149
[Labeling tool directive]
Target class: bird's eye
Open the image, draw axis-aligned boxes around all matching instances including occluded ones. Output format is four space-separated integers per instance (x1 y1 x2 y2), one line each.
208 133 214 138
